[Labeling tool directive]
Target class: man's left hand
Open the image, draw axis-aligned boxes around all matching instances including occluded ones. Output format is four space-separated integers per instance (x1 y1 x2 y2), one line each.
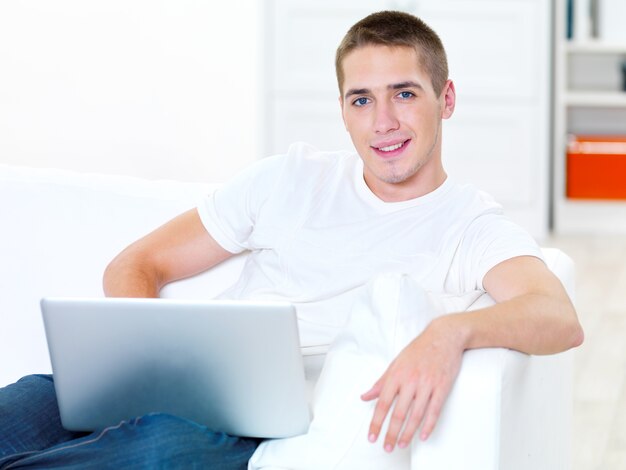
361 316 466 452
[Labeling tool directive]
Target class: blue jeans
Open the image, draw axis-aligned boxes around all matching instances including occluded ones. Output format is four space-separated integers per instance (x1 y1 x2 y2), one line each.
0 375 260 469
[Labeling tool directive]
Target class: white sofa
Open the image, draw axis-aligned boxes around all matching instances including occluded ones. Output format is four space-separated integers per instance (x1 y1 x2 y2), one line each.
0 163 575 469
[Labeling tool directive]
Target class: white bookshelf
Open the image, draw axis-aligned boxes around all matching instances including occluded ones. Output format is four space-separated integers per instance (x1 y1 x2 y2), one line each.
565 41 626 54
564 91 626 107
553 0 626 234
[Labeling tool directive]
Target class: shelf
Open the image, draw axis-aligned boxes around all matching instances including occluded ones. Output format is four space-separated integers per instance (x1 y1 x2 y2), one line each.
555 199 626 234
565 41 626 54
553 0 626 234
564 91 626 107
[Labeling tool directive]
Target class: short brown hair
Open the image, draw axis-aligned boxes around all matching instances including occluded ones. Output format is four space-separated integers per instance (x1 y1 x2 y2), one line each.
335 11 449 96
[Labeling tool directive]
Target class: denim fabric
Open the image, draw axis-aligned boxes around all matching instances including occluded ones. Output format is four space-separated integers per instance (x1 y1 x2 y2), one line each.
0 375 259 469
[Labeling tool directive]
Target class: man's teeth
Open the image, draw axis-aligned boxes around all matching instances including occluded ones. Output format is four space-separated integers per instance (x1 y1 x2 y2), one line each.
378 142 405 152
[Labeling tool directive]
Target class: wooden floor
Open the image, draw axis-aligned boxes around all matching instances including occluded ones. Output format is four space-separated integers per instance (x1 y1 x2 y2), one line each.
547 235 626 470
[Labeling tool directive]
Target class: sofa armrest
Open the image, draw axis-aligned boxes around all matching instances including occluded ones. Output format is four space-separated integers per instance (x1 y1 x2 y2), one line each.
412 347 572 470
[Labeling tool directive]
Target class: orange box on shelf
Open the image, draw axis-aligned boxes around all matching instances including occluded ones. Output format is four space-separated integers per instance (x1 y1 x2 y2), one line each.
566 135 626 200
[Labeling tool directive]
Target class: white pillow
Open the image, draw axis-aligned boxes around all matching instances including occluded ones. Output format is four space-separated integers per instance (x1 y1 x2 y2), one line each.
249 273 484 470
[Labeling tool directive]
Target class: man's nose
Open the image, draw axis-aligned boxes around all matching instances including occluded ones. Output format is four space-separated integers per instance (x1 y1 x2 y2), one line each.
374 102 400 134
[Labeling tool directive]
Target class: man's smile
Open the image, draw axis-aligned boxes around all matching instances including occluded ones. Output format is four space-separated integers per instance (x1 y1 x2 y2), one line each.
371 138 411 158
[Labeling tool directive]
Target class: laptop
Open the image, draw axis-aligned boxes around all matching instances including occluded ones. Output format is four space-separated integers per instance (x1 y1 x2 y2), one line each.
40 297 311 438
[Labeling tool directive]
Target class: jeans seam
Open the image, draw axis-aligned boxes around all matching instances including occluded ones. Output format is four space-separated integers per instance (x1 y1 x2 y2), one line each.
4 420 130 469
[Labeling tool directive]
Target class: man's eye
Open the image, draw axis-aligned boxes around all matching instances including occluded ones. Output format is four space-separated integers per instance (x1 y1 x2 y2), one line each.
353 97 369 107
398 91 414 99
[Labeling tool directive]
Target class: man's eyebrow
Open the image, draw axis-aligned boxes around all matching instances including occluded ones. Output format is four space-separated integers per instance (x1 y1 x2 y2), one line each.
389 81 423 90
344 88 370 99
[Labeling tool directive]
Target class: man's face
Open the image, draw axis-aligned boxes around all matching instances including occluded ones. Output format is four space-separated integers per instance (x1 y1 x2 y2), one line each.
340 45 455 201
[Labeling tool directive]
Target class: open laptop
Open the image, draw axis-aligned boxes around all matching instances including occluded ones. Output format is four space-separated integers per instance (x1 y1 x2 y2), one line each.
40 297 311 438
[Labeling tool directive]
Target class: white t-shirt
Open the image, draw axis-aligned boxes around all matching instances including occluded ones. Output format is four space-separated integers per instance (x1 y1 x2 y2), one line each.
197 142 543 348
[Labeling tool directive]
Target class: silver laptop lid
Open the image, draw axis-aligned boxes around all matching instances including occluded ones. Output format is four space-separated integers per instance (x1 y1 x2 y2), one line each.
41 297 310 438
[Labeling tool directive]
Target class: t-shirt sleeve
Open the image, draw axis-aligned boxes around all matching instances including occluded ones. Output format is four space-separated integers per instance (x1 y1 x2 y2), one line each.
459 213 544 292
196 154 286 254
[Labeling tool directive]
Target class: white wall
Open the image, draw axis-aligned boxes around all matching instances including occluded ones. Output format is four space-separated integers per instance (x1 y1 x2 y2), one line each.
0 0 261 183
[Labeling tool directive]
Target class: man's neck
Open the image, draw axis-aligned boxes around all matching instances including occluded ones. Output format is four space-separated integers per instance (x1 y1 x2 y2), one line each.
364 166 448 203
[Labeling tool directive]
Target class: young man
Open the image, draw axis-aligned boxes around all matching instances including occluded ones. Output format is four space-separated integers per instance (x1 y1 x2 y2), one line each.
0 10 583 469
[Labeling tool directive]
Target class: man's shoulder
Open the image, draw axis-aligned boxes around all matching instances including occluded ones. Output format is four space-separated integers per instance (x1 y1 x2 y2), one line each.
440 179 504 218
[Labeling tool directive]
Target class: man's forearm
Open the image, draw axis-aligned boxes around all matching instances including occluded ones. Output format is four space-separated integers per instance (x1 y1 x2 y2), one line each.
437 292 583 356
468 255 584 355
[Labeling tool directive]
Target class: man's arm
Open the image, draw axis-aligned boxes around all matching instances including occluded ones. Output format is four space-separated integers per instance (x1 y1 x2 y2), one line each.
103 208 233 298
362 255 584 452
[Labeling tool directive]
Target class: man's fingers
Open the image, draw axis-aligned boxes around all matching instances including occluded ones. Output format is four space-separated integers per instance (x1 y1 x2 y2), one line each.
416 389 446 441
396 390 431 448
361 376 384 401
366 382 398 443
381 389 415 452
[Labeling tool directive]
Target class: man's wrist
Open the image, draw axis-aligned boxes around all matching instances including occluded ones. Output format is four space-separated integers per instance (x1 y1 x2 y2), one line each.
430 312 473 352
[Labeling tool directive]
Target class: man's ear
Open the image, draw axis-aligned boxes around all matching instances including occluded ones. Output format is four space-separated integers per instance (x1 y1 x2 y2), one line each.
440 80 456 120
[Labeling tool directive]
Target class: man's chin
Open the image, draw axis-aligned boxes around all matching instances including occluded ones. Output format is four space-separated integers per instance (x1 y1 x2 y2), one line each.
376 163 421 185
369 170 414 187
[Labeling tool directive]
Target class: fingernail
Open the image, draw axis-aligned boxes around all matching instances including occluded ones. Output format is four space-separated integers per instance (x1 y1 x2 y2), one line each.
384 443 393 453
368 433 377 443
398 441 407 449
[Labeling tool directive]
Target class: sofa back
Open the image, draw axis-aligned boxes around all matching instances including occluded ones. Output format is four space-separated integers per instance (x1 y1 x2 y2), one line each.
0 164 245 386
